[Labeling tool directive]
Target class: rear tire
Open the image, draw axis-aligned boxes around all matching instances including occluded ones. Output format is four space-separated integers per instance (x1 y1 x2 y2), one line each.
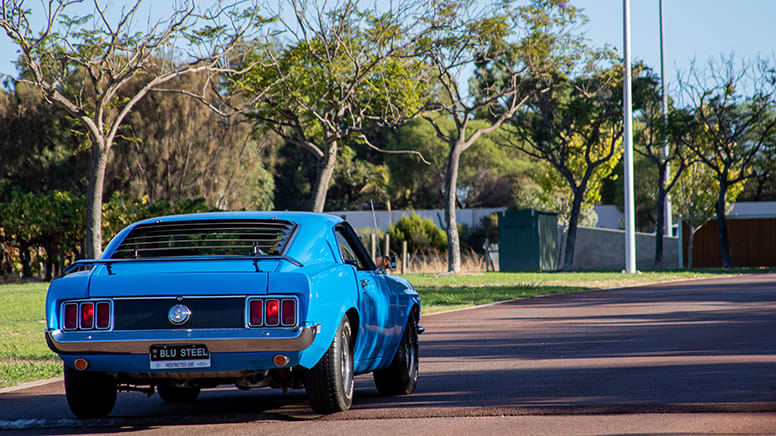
373 313 418 395
305 316 354 413
64 365 117 419
157 382 201 403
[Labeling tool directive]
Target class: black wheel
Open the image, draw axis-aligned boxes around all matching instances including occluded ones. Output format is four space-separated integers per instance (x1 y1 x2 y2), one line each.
373 313 418 396
63 365 117 419
157 381 201 403
305 316 354 413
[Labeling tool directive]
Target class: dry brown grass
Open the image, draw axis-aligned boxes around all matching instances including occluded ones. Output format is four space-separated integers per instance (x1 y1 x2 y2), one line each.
398 250 487 273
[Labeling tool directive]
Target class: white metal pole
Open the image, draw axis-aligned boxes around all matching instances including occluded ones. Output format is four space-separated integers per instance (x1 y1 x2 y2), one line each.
659 0 672 237
623 0 636 273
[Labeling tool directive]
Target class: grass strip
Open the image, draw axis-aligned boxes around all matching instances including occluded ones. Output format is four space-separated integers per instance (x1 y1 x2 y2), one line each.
403 269 763 314
0 282 61 388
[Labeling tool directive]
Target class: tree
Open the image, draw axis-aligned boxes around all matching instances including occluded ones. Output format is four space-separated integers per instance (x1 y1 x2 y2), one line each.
109 70 274 210
380 117 533 211
633 70 689 269
502 62 625 271
235 0 432 212
677 56 776 267
0 81 86 194
672 160 742 268
419 0 582 272
1 0 265 258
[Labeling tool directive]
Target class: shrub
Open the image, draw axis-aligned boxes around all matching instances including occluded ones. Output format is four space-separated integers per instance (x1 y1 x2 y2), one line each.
388 213 447 253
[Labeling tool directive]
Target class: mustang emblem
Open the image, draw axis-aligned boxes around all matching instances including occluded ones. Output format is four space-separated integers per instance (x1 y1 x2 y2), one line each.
168 304 192 326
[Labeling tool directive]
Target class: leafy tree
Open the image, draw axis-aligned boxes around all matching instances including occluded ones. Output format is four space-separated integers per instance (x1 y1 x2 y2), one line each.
0 82 86 194
234 0 432 212
672 160 742 268
676 56 776 267
633 70 689 268
420 0 584 272
0 0 266 257
502 62 625 271
109 70 274 211
102 193 212 243
380 117 532 211
0 186 85 279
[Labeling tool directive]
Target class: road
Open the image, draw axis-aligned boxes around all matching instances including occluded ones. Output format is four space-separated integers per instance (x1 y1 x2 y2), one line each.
2 274 776 434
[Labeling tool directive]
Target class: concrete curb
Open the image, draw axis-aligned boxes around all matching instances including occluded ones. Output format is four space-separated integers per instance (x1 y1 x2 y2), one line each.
0 377 61 394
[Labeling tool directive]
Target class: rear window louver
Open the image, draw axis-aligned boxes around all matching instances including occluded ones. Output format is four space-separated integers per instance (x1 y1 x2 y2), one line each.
111 219 297 259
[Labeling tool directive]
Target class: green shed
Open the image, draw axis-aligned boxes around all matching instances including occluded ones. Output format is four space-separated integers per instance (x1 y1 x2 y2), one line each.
498 209 559 272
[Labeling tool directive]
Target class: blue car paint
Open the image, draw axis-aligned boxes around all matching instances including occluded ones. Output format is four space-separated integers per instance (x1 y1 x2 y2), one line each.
46 212 420 380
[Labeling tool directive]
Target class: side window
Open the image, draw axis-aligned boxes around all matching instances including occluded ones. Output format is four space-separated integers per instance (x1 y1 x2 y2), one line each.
335 229 365 269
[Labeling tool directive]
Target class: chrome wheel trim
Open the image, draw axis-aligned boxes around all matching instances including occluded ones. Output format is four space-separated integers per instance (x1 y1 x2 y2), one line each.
341 328 354 400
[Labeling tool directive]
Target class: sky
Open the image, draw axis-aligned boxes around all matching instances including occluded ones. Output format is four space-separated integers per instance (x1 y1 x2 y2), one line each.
574 0 776 89
1 0 774 88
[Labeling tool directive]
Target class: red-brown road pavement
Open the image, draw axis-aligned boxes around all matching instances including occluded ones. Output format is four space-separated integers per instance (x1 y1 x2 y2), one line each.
2 274 776 434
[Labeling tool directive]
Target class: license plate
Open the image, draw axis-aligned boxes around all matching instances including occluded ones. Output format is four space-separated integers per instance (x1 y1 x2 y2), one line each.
149 344 210 369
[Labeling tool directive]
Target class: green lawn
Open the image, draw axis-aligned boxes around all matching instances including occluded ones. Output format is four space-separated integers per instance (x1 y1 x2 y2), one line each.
0 282 62 388
0 268 765 388
401 270 754 313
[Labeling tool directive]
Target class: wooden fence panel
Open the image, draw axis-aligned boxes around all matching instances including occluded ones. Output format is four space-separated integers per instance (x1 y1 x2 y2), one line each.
682 218 776 267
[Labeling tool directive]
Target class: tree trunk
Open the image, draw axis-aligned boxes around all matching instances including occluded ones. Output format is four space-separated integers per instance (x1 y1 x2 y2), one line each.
20 241 32 278
43 241 56 281
562 190 585 271
445 144 463 273
716 182 733 268
687 225 695 268
85 139 110 259
654 185 666 269
310 141 338 213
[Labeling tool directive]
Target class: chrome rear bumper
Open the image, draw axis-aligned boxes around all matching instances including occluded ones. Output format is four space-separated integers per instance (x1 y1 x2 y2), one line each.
46 324 319 355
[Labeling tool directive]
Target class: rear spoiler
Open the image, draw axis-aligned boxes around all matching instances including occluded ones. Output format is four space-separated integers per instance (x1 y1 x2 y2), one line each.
63 255 304 275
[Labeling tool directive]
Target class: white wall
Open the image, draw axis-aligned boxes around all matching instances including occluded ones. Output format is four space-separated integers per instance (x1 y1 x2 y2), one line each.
329 208 505 232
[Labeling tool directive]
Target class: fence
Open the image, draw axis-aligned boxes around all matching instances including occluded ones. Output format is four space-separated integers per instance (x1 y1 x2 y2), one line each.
681 217 776 267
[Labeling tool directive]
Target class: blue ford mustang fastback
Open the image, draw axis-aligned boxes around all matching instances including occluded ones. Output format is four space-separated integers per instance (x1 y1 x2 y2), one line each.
45 212 421 417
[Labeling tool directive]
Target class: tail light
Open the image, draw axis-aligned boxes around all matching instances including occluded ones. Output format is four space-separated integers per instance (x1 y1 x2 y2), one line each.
96 302 111 329
266 299 280 326
62 300 111 331
64 303 78 330
80 302 94 329
281 299 296 326
249 299 263 326
246 297 297 328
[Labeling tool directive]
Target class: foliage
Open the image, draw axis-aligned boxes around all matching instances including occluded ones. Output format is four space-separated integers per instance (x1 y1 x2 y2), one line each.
0 83 87 194
388 213 447 253
420 0 591 272
458 213 500 253
102 193 214 243
676 56 776 267
0 186 85 279
380 117 533 210
0 0 266 258
502 61 625 270
110 70 275 211
234 0 434 212
672 160 742 267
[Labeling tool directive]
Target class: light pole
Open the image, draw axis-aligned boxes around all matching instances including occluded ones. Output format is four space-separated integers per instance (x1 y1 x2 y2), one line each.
659 0 672 237
623 0 636 273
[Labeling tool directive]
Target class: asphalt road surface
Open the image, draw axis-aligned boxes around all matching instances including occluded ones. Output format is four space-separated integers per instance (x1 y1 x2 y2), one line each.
2 274 776 435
